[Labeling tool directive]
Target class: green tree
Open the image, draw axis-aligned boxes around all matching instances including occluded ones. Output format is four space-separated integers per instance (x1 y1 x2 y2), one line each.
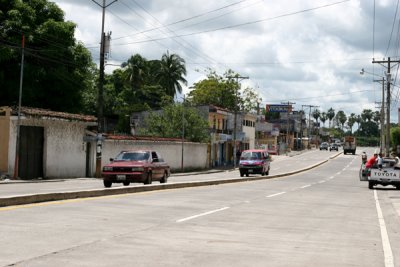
312 109 320 126
336 110 347 131
0 0 93 112
361 109 373 122
327 108 335 128
391 127 400 150
320 112 327 127
139 103 209 142
157 51 187 98
188 69 260 112
355 115 362 130
347 113 356 134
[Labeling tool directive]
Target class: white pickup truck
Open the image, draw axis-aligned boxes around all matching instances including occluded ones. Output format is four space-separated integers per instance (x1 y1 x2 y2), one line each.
367 158 400 190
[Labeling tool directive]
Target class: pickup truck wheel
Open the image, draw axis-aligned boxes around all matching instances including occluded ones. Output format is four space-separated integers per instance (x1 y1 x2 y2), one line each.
103 180 112 188
160 171 168 183
261 168 265 176
266 168 269 175
368 181 374 189
123 181 130 186
240 171 244 177
246 172 249 177
144 172 152 185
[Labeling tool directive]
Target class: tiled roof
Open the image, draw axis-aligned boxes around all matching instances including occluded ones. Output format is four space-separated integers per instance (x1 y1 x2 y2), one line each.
105 134 185 142
8 106 97 122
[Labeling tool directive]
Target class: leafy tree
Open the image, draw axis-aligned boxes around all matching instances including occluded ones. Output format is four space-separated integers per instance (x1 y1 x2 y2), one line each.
139 103 209 142
391 127 400 151
188 69 261 113
122 53 148 91
0 0 93 112
327 108 335 128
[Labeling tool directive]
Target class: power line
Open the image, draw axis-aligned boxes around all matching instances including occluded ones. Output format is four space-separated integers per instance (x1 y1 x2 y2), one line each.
112 0 351 47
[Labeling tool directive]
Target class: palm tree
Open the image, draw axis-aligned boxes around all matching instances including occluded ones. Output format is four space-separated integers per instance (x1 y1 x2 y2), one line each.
336 110 347 131
122 54 148 91
327 108 335 128
347 113 356 134
157 51 187 98
361 109 373 122
320 112 327 127
312 109 321 126
355 115 362 130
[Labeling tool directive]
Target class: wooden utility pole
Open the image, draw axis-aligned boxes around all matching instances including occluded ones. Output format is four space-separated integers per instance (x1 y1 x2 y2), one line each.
372 57 400 156
228 75 248 168
302 105 319 149
282 101 295 154
92 0 117 177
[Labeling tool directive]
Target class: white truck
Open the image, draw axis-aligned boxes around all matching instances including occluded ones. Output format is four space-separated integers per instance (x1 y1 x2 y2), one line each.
343 136 356 155
366 158 400 189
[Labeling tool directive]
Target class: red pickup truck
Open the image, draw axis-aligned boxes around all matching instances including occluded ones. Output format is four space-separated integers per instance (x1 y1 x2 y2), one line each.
102 150 170 188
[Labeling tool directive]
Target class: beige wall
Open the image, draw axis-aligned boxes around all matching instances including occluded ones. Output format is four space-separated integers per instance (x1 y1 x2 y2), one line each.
101 139 208 173
0 107 11 173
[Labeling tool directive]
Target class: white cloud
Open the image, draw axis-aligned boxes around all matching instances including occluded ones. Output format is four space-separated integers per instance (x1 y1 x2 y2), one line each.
51 0 400 122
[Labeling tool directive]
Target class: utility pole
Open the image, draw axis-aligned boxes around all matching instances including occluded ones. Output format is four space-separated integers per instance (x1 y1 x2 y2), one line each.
374 78 385 153
181 95 185 172
372 57 400 156
92 0 117 177
13 34 25 179
282 101 295 154
228 75 249 168
302 105 319 149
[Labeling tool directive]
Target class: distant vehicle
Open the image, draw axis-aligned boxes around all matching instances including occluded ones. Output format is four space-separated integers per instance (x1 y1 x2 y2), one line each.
102 150 170 188
364 157 400 189
319 142 329 150
329 143 339 151
335 140 342 147
239 149 270 177
343 136 356 155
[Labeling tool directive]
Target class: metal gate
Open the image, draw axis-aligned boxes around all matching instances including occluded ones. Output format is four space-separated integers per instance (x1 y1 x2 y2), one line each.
19 126 44 179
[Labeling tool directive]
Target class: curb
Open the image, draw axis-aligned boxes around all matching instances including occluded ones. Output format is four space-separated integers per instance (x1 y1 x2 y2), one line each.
0 152 342 208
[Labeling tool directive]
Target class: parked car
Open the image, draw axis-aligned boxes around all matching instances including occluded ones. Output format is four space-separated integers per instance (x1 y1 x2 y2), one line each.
319 142 329 150
102 150 170 188
329 143 339 151
239 149 270 177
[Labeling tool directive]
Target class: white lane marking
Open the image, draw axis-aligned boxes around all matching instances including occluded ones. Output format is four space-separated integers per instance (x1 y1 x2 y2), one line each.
318 180 325 184
337 171 342 175
374 190 394 267
176 207 230 223
266 192 286 198
300 184 311 189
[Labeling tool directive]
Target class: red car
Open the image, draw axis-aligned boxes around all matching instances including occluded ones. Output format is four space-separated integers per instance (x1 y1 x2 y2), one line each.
102 150 170 188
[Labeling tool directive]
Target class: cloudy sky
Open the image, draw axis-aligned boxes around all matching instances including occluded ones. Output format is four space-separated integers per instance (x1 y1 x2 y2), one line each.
52 0 400 122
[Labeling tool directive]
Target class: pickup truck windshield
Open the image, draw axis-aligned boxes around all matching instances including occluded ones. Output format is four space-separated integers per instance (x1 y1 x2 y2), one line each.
115 152 150 161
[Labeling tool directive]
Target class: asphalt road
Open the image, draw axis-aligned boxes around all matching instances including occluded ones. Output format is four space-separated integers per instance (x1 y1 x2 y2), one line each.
0 148 399 266
0 149 337 198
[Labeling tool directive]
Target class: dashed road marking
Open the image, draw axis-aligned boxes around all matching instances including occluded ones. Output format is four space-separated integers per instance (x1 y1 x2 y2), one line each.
176 207 230 223
300 184 311 189
266 192 286 198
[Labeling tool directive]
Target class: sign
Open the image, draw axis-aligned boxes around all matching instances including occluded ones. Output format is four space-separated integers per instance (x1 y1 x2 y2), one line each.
266 104 292 113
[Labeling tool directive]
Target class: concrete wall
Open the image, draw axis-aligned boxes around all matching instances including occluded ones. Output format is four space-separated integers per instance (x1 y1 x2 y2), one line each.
8 117 89 178
101 139 209 173
0 108 11 174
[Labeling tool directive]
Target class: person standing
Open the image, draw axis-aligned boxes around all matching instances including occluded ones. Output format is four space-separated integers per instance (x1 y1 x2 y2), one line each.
377 153 383 170
365 152 378 169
